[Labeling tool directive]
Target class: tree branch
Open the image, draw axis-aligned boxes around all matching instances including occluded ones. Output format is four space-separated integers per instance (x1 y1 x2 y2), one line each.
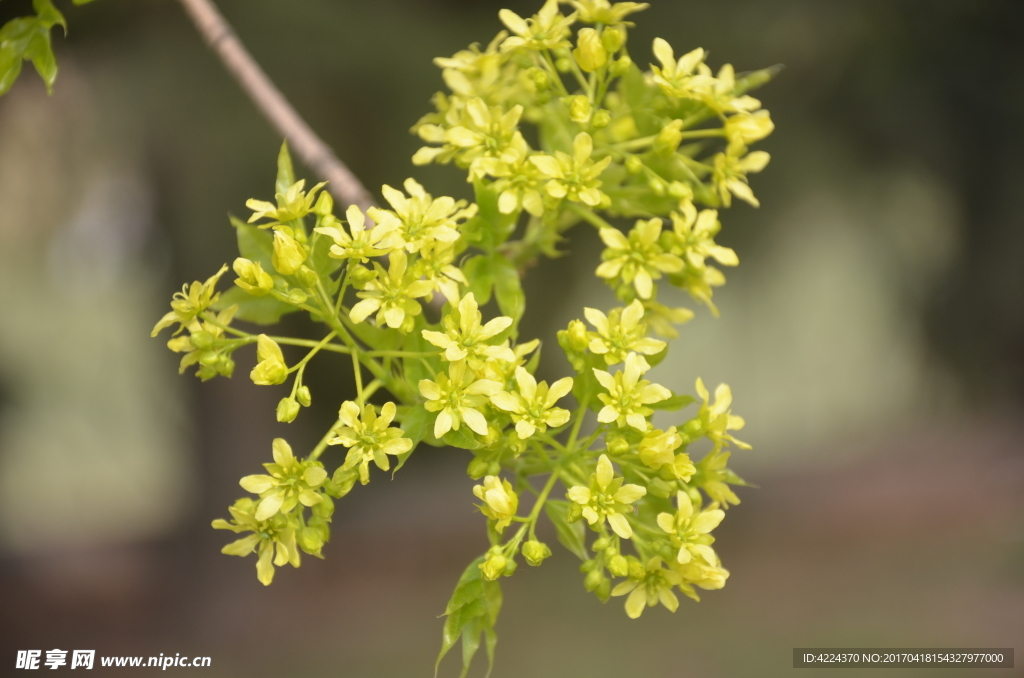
176 0 375 212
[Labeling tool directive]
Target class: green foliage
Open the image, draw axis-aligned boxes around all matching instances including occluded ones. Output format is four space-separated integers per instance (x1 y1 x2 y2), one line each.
0 0 99 97
147 2 776 674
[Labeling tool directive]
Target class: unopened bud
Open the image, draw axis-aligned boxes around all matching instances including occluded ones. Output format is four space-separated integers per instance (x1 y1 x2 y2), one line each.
584 567 605 592
349 265 376 288
467 457 490 479
287 289 308 305
601 27 624 53
313 190 334 217
567 319 589 352
592 537 611 552
668 181 693 201
272 231 306 275
296 265 318 288
569 95 592 123
608 554 629 577
654 119 684 156
523 540 552 566
298 526 324 555
480 552 508 581
233 257 274 295
592 109 611 129
625 155 643 174
295 385 312 407
609 55 632 77
606 436 630 455
191 330 214 350
277 397 300 423
573 28 608 72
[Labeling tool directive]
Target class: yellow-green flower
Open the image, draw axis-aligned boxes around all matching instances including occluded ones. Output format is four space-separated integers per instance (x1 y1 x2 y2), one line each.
595 219 683 299
233 257 274 295
416 97 527 172
572 28 607 72
657 491 724 565
168 304 238 381
213 497 301 586
422 293 516 365
329 401 414 484
566 454 646 538
611 556 682 618
419 361 503 438
368 178 477 253
151 264 228 336
594 352 671 430
637 426 694 481
692 448 743 508
674 557 729 601
712 146 770 208
724 109 774 147
569 0 649 24
697 63 762 115
529 132 612 207
239 438 327 521
413 241 468 305
489 366 573 439
641 299 694 339
499 0 576 52
649 38 711 100
475 338 540 384
250 335 288 386
584 299 666 365
694 377 750 451
314 204 395 263
350 250 434 331
472 475 519 533
246 178 327 227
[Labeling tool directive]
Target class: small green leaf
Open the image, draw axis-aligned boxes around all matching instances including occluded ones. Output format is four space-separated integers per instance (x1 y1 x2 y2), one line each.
544 500 588 561
392 403 430 475
442 426 481 450
462 255 494 305
436 556 502 678
214 286 298 325
26 29 56 92
32 0 66 31
275 141 295 196
308 229 343 282
491 254 524 323
231 216 275 269
473 179 518 250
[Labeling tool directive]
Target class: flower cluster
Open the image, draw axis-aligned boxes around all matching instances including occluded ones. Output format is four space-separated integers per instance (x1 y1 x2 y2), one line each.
151 2 773 675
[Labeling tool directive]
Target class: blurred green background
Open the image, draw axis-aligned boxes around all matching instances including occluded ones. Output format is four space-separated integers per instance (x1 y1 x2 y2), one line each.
0 0 1021 676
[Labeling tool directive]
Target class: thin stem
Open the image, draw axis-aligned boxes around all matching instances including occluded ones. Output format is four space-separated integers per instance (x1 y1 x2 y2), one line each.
176 0 374 211
526 469 561 540
565 202 615 231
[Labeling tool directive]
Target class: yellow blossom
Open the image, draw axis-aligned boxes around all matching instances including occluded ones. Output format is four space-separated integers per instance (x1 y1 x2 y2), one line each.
419 361 503 438
566 454 646 538
329 402 414 484
473 475 519 533
657 491 723 565
489 367 573 439
593 352 671 430
584 299 666 364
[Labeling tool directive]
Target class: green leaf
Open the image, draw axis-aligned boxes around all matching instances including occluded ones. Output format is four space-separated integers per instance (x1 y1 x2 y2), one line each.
32 0 66 31
308 229 343 283
214 286 298 325
490 254 524 324
462 255 494 305
649 392 695 411
0 50 24 96
275 140 295 196
231 216 274 269
392 403 430 475
442 426 481 450
544 500 588 561
436 557 502 678
26 28 56 92
72 0 101 5
472 179 518 250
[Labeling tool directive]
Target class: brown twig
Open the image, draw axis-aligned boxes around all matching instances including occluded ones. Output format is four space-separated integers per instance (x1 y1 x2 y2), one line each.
176 0 375 212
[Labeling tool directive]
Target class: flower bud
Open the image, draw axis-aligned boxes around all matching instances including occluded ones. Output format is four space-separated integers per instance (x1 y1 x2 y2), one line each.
592 537 611 551
217 355 235 377
296 265 318 289
592 109 611 129
277 397 300 423
606 436 630 455
668 181 693 201
349 265 376 288
233 257 275 296
601 27 625 53
555 57 572 72
523 540 552 566
566 319 589 352
608 554 629 577
654 119 684 156
480 552 507 581
467 456 490 479
569 95 592 123
190 330 214 350
527 66 549 89
573 28 608 72
503 558 518 577
584 567 605 592
272 231 306 275
296 385 312 407
649 177 667 196
330 467 358 497
198 350 219 366
683 418 703 436
625 155 643 174
609 55 632 77
595 577 611 601
287 289 308 305
648 476 674 498
298 526 324 555
313 190 334 217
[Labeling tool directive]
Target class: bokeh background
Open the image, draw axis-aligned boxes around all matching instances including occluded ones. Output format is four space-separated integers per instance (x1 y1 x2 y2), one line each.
0 0 1022 676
